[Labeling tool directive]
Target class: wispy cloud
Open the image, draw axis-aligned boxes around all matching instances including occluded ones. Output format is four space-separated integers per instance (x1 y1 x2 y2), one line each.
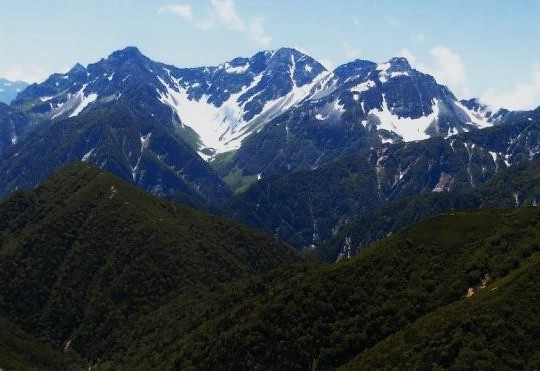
428 46 469 97
343 42 361 60
158 4 193 20
159 0 272 47
320 59 335 71
399 46 470 98
385 16 402 28
482 63 540 110
247 17 272 47
2 65 48 83
211 0 243 30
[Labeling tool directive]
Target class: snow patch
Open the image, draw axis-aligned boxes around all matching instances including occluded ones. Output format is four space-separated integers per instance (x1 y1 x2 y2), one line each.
224 62 250 74
377 64 410 83
157 69 329 159
377 63 391 83
350 80 375 94
157 74 261 156
132 132 152 181
503 154 511 167
305 64 313 72
40 96 54 102
315 113 327 121
370 95 440 141
390 71 409 78
456 100 492 129
446 127 459 138
82 147 96 162
69 85 98 117
333 99 345 112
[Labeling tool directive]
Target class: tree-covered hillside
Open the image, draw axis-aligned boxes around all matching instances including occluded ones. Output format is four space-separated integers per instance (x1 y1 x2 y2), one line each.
106 207 540 369
0 164 299 363
313 158 540 262
2 164 540 369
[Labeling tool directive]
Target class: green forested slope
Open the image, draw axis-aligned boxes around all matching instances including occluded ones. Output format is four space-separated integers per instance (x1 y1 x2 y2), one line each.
312 159 540 262
0 163 299 362
109 207 540 369
2 163 540 369
344 252 540 370
0 313 83 370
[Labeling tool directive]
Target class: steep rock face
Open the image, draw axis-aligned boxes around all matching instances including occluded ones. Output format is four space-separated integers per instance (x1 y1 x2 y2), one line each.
13 47 328 159
4 47 329 202
0 102 231 205
0 103 29 155
220 56 498 180
227 116 540 250
1 46 519 206
156 47 328 158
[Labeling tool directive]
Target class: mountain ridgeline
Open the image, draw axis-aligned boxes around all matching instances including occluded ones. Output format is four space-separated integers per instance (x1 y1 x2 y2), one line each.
1 45 540 369
3 46 540 254
1 46 510 205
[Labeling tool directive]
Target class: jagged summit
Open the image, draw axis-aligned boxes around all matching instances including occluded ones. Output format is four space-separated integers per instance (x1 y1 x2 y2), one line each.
1 46 510 203
109 45 145 59
386 56 412 71
67 62 86 74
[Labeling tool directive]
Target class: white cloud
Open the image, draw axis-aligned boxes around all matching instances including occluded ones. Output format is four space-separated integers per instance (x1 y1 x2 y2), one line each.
320 59 335 71
482 63 540 110
428 46 469 97
343 42 361 60
247 17 272 47
398 46 470 98
211 0 244 30
158 4 193 20
398 48 417 65
386 16 401 28
1 65 48 83
195 18 215 31
163 0 272 47
416 33 425 44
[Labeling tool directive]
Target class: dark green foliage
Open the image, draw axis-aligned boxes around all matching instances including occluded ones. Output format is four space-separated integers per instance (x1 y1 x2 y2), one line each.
226 155 379 248
1 98 231 205
104 207 540 369
228 120 540 253
314 158 540 262
0 163 299 363
0 313 84 370
345 252 540 370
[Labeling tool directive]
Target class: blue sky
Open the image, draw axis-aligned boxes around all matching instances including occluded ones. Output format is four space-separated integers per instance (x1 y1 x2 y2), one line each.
1 0 540 109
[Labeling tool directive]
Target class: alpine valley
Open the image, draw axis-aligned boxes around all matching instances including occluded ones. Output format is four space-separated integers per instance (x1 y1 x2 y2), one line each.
1 46 540 369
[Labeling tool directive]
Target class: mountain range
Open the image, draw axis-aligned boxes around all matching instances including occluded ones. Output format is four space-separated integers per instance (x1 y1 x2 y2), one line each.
1 47 508 197
1 46 539 255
